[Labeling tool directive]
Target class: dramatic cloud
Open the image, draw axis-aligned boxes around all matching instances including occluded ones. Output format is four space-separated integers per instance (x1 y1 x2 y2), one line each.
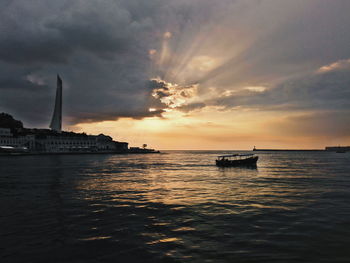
149 78 198 110
0 0 165 126
191 65 350 112
0 0 350 143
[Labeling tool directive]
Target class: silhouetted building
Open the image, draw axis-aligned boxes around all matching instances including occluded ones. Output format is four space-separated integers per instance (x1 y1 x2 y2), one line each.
0 76 130 153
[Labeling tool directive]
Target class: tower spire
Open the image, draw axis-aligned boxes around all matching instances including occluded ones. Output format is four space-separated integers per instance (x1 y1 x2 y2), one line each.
50 75 63 132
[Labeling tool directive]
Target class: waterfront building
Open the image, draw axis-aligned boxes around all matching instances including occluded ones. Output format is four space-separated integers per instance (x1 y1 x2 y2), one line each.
0 128 128 153
0 128 12 137
0 76 129 153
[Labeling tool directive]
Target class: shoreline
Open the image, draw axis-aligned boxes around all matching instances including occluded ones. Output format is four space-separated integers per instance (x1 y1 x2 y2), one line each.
253 149 325 152
0 150 161 157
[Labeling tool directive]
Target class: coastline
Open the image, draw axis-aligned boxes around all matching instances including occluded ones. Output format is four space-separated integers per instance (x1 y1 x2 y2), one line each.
253 149 325 152
0 150 161 157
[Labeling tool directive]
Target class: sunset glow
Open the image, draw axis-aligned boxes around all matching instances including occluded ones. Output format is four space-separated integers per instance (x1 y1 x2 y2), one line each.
72 13 350 150
1 0 349 150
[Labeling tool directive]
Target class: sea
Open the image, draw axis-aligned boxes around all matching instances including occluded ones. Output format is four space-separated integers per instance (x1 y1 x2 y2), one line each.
1 151 350 263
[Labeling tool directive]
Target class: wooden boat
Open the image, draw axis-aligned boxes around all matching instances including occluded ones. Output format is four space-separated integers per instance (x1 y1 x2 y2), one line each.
216 154 258 167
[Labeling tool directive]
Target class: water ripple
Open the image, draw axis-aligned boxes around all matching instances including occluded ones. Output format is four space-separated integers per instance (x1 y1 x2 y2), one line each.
1 151 350 262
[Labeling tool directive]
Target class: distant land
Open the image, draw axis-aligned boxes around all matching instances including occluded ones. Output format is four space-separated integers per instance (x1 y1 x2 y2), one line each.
1 76 159 155
253 146 349 152
0 112 159 155
2 112 348 154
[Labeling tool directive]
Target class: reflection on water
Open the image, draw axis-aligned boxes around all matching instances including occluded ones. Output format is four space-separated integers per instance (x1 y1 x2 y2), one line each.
1 151 350 262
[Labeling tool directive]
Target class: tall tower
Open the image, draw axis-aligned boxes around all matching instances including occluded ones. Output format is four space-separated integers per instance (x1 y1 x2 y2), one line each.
50 75 63 132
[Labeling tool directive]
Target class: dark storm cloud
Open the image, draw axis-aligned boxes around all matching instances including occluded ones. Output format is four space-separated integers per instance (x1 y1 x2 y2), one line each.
68 109 164 124
1 0 350 128
0 71 38 91
0 0 162 126
0 1 142 64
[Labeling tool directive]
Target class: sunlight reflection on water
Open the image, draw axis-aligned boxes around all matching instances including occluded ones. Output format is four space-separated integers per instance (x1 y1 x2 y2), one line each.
1 151 350 262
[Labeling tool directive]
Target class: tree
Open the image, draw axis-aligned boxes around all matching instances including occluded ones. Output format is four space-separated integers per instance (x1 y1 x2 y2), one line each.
0 113 23 130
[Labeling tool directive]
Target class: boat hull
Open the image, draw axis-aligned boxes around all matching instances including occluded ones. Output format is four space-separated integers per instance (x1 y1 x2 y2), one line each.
216 156 258 167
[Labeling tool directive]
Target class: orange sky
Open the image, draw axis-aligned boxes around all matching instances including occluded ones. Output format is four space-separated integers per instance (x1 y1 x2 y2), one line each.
2 1 349 150
67 27 350 150
70 108 350 150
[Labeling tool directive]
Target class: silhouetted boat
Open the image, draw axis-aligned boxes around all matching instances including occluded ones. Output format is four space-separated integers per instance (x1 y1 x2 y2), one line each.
216 154 258 167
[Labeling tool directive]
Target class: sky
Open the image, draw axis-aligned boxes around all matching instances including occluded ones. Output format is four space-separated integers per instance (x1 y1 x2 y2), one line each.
0 0 350 149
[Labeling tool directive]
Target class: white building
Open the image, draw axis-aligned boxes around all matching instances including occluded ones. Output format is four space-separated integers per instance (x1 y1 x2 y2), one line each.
0 131 128 153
